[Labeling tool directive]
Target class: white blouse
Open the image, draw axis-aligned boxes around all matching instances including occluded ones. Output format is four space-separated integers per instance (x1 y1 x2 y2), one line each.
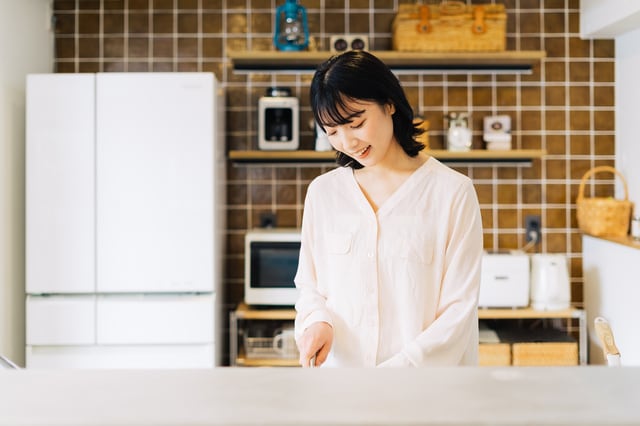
294 157 483 367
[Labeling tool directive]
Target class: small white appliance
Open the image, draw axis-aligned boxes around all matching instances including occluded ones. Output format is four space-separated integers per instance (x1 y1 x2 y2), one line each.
530 254 571 311
445 112 472 151
478 251 530 308
245 228 301 306
258 87 299 151
483 115 512 150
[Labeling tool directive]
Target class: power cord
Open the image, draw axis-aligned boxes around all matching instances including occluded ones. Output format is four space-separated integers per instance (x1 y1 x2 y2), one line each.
521 228 540 252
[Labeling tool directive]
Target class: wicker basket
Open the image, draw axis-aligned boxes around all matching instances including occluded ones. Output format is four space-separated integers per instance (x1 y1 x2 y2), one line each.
479 343 511 366
576 166 633 237
392 2 506 52
512 342 578 366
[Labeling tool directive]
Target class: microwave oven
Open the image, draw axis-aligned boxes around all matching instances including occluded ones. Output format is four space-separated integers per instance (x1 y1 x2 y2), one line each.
244 228 301 306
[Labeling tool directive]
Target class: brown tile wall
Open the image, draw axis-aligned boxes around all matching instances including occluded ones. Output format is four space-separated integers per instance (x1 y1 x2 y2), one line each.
53 0 616 363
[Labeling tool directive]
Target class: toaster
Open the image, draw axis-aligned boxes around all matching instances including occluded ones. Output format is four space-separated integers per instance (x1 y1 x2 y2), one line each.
478 251 530 308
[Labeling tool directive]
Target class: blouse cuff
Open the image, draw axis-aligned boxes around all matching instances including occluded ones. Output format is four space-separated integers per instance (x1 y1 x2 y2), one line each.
303 310 333 331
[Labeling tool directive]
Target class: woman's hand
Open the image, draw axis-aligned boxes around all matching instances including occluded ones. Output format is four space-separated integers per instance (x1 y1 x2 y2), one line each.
297 321 333 367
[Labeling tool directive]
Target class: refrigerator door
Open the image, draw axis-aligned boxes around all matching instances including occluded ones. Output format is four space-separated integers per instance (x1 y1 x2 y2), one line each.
96 73 214 293
26 74 96 294
26 295 96 345
96 294 214 345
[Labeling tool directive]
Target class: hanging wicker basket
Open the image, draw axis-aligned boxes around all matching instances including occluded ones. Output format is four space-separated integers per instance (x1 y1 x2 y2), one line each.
576 166 633 237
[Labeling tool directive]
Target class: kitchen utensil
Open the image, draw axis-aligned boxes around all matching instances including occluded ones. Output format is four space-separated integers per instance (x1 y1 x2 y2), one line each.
594 316 621 366
530 254 571 311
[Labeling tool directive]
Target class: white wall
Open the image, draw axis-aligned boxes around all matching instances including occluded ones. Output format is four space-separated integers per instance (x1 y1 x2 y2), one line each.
615 29 640 209
0 0 54 365
581 0 640 211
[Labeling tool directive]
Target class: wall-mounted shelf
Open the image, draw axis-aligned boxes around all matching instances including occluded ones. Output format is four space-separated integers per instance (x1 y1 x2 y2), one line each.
228 50 546 73
228 149 546 165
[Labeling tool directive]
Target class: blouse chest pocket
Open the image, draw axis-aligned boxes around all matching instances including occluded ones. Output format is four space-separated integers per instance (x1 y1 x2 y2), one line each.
387 236 434 265
326 232 353 255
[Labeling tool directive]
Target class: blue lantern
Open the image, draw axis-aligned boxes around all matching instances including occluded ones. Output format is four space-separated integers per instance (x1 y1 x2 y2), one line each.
273 0 309 51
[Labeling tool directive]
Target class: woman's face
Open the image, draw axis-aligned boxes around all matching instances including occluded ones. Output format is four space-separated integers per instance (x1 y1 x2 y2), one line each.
322 99 396 167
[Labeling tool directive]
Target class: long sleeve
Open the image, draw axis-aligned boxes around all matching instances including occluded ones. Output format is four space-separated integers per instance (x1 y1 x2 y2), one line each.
293 179 333 342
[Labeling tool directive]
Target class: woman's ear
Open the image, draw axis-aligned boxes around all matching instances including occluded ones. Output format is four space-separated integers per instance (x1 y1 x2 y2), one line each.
388 103 396 115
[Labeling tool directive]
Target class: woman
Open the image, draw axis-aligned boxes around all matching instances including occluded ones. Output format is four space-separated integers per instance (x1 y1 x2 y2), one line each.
294 51 483 367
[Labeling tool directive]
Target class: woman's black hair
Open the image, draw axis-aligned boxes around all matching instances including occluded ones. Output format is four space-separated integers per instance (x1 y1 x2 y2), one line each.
310 50 425 169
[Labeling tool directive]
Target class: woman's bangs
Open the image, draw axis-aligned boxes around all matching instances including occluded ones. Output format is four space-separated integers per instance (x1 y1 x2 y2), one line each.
316 93 365 128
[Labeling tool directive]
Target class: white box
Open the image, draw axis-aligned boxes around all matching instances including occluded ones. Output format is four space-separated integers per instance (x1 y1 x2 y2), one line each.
479 251 530 308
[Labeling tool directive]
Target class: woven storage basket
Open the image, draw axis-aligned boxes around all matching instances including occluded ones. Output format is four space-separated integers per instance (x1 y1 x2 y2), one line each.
392 1 506 52
512 342 578 366
479 343 511 366
576 166 632 237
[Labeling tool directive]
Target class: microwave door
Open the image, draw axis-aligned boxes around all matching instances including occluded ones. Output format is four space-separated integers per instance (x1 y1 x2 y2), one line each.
245 236 301 306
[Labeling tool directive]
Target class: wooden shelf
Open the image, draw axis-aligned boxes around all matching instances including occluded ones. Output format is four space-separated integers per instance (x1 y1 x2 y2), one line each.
478 307 584 320
231 305 586 365
235 355 299 367
228 50 546 73
228 149 546 165
233 303 296 320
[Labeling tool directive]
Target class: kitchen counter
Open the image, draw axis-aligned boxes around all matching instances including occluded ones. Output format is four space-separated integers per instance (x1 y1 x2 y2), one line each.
1 367 639 425
585 233 640 250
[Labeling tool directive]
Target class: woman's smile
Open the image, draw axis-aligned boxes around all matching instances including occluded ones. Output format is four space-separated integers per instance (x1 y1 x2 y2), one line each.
349 145 371 158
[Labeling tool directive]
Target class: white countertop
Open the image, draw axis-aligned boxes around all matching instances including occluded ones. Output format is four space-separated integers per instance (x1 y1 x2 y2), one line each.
1 367 638 425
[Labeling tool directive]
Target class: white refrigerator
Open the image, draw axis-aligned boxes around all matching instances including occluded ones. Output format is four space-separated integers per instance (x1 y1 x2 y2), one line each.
25 72 225 368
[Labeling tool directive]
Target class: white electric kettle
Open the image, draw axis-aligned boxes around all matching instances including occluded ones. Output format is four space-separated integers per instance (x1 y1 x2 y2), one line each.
530 254 571 310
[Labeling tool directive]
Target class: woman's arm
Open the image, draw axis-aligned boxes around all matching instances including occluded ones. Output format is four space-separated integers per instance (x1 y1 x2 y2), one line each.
294 182 335 366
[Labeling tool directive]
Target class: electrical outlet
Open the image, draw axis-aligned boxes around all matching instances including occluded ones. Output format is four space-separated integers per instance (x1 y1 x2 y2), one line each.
525 215 541 243
259 212 277 228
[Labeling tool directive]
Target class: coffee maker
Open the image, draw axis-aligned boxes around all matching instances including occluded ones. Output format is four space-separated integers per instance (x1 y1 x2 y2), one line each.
258 87 299 151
